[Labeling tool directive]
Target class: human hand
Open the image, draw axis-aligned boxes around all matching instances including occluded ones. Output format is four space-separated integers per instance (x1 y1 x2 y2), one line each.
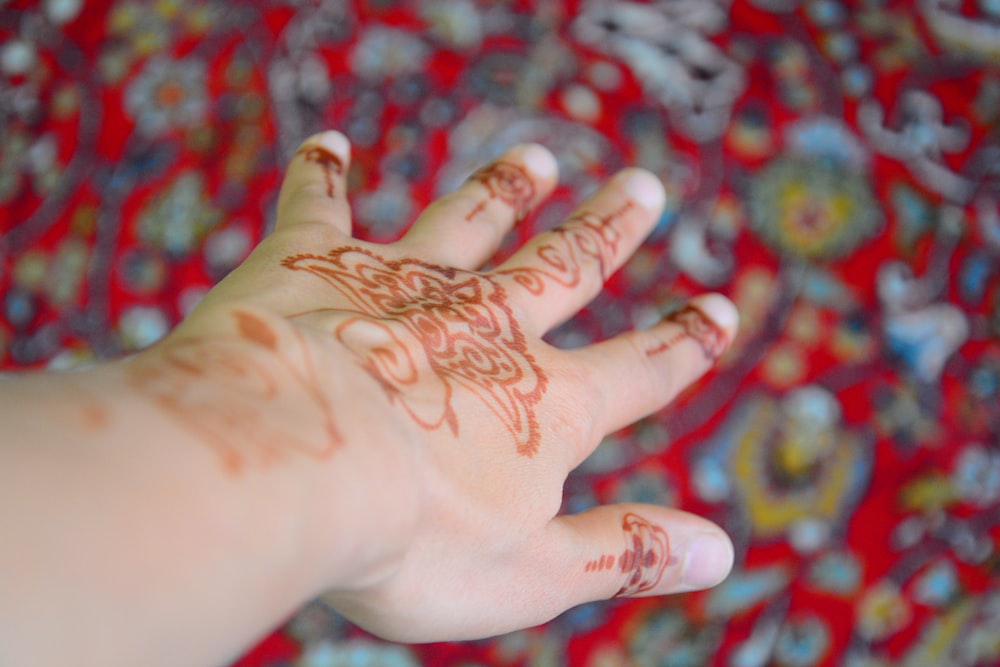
135 130 739 643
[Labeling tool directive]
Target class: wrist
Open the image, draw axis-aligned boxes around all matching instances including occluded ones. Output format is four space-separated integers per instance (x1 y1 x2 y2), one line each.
0 356 332 665
150 305 424 595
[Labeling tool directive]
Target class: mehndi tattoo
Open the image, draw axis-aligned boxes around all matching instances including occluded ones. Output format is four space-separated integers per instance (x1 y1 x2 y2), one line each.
131 310 341 472
282 247 548 457
605 513 671 598
297 144 344 198
465 161 535 222
498 204 631 295
584 553 618 573
644 304 728 362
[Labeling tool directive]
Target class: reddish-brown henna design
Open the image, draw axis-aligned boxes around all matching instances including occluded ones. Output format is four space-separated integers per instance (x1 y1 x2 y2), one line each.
235 310 278 348
644 304 728 362
297 145 344 198
131 310 341 472
78 404 110 431
584 553 618 572
282 247 549 457
613 513 670 598
498 203 632 295
464 161 535 222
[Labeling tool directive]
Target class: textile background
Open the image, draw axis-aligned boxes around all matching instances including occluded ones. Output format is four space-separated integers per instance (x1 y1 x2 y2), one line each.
2 1 1000 665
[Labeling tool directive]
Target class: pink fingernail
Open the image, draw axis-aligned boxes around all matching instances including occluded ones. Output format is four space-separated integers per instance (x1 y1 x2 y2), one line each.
621 169 667 211
689 293 739 337
303 130 351 161
682 532 734 589
520 143 558 179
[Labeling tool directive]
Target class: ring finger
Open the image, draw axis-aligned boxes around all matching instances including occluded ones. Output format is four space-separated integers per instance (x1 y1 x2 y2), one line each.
396 144 558 270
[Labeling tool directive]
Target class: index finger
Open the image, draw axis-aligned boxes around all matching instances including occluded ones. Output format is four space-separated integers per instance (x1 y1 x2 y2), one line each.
274 130 353 235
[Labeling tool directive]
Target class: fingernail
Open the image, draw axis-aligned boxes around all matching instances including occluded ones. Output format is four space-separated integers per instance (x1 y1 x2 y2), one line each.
682 532 734 589
621 168 666 212
303 130 351 161
519 143 558 179
689 293 739 337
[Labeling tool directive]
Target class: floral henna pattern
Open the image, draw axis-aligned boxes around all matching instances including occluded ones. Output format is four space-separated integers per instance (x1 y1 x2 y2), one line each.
644 304 728 362
613 513 670 598
282 247 549 457
297 145 344 198
464 161 535 222
498 203 632 295
131 311 341 473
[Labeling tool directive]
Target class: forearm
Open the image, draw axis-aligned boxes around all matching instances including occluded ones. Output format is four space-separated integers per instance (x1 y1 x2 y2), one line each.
0 350 396 667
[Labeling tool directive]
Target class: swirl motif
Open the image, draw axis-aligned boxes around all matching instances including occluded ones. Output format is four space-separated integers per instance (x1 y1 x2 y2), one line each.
283 246 548 457
465 161 536 222
499 205 630 295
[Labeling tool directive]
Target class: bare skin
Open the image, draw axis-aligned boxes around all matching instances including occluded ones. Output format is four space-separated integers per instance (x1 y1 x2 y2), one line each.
0 131 738 667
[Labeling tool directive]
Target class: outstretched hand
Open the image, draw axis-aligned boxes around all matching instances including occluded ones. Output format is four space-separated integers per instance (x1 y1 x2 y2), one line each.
138 130 738 642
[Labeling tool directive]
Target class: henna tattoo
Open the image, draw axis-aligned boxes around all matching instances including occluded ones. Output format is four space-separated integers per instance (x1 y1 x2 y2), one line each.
282 247 549 457
465 161 535 222
297 145 344 198
131 310 341 473
644 304 728 362
584 513 671 597
613 513 670 598
235 310 278 348
498 203 632 296
78 404 110 431
584 553 618 572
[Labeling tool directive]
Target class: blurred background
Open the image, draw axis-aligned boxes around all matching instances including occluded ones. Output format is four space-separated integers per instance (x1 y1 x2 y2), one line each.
2 1 1000 665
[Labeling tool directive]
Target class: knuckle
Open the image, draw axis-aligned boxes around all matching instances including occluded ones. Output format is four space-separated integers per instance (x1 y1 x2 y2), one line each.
548 389 597 444
550 356 605 444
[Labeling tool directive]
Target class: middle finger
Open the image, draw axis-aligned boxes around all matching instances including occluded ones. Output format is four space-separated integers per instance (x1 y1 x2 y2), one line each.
493 168 666 336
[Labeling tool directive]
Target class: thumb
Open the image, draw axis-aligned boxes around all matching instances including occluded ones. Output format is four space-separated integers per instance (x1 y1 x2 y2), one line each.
547 504 734 602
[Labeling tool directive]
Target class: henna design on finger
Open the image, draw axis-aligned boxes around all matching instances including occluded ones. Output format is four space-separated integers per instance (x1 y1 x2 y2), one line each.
282 247 549 457
498 203 632 296
585 553 618 572
297 145 344 198
644 304 728 362
465 161 535 222
613 513 670 598
131 311 341 473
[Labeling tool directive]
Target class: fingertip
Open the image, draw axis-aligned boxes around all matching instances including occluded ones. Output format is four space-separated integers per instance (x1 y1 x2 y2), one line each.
688 292 739 338
680 530 734 590
517 143 558 181
619 168 666 213
298 129 351 164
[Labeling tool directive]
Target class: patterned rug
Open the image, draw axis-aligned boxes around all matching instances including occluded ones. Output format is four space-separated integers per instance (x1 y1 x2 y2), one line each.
2 1 1000 665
